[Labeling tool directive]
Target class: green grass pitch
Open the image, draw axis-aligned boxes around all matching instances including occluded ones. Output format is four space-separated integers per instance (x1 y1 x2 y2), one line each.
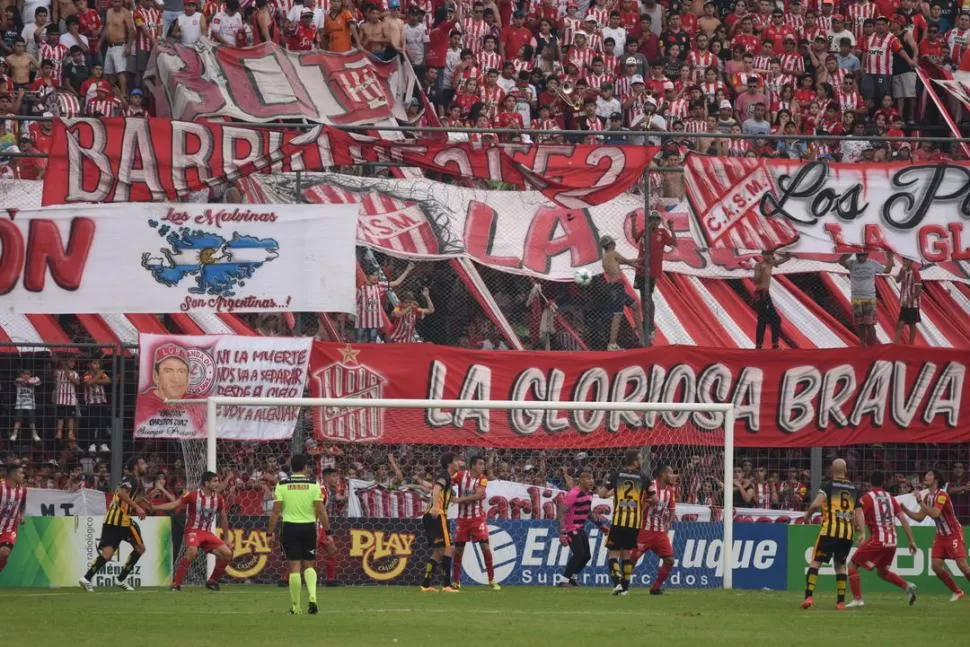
1 585 962 646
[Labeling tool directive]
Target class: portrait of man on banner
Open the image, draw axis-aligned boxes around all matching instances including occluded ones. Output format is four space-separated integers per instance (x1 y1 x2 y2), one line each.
134 340 213 439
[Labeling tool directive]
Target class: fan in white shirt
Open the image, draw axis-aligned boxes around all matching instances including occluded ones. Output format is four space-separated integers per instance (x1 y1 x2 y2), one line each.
210 0 244 45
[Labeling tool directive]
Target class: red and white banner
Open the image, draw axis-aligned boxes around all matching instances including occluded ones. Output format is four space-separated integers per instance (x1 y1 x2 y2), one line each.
134 333 311 440
685 155 970 263
0 203 358 314
310 342 969 448
42 118 656 207
144 41 418 125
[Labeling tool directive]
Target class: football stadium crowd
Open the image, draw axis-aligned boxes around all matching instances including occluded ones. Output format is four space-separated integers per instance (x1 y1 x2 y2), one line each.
0 0 965 171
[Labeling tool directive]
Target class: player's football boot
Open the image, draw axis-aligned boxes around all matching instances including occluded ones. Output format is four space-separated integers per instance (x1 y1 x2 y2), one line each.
441 586 460 593
950 591 965 602
419 586 438 592
489 581 501 591
117 580 135 592
618 590 630 596
800 597 814 609
307 602 319 615
845 599 864 608
451 581 462 590
169 585 181 592
649 589 663 596
835 602 846 611
288 608 303 615
611 584 624 596
78 577 94 593
205 582 220 591
905 583 917 606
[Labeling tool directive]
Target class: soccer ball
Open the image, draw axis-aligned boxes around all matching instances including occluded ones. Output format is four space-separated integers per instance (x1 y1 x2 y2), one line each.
573 269 592 286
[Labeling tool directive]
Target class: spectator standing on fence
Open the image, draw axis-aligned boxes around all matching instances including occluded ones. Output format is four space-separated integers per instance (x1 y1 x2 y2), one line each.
752 249 791 349
840 250 893 347
355 261 414 342
894 257 921 344
82 358 110 454
11 369 41 442
388 287 434 343
53 358 79 445
632 212 676 343
600 234 642 351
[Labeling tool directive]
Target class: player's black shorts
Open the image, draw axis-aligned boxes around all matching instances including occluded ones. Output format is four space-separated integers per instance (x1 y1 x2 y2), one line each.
99 522 143 551
281 522 317 561
605 525 638 551
422 513 451 548
813 535 853 565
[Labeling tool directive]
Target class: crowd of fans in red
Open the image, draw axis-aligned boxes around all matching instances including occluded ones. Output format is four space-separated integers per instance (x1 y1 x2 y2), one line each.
1 0 966 178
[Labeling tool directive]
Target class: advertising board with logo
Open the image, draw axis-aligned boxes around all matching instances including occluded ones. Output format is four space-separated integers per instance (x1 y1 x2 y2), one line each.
133 333 312 441
787 524 970 594
0 516 171 588
214 517 430 586
456 521 788 590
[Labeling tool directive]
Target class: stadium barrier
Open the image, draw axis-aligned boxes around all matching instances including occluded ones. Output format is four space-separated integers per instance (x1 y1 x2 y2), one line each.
0 516 172 588
3 515 968 593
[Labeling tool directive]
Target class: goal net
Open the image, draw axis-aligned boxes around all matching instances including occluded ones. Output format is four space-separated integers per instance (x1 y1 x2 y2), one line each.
162 397 736 590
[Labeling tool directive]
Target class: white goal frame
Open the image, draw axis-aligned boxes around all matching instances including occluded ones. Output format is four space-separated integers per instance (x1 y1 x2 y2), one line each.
191 397 737 589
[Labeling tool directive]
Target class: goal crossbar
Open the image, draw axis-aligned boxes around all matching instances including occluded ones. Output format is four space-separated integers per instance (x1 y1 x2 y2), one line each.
169 396 737 589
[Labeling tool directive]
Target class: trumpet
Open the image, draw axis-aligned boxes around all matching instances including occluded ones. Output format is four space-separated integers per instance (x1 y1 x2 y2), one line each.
556 82 583 112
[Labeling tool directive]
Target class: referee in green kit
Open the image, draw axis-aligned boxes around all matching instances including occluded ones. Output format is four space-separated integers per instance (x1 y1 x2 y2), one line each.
268 454 330 615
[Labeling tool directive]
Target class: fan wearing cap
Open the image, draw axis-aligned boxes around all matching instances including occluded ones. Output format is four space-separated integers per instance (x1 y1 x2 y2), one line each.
16 133 45 180
285 7 319 51
567 29 595 74
86 79 122 116
388 286 434 343
599 235 642 351
123 87 147 116
826 14 855 53
150 343 191 402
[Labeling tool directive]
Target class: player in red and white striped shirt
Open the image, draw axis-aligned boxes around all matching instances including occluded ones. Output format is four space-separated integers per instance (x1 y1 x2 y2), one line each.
451 456 500 589
630 465 676 595
0 465 27 575
904 469 970 601
154 470 233 591
847 471 918 608
388 287 434 343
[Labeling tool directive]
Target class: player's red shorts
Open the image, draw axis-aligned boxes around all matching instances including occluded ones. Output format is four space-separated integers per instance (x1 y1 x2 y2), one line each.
850 539 895 571
184 530 225 552
636 530 673 558
0 530 17 548
932 534 967 561
456 517 489 543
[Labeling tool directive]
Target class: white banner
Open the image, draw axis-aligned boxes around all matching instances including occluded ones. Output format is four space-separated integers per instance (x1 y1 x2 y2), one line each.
133 333 312 440
25 488 107 517
247 172 970 284
1 203 358 314
686 156 970 265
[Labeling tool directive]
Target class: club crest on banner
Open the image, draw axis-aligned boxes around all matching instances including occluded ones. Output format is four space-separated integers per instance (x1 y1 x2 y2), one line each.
186 348 216 396
312 345 386 442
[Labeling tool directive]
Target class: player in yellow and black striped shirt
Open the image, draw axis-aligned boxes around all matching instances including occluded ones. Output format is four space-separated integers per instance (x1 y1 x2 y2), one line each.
801 458 863 610
420 452 460 593
599 450 653 596
79 457 150 592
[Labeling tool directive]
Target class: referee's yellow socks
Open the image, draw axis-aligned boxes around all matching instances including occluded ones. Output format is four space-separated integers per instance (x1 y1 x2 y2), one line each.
289 573 302 612
304 568 318 604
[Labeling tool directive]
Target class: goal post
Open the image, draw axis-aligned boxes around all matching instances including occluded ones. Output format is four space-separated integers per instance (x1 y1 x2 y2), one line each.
181 396 737 590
